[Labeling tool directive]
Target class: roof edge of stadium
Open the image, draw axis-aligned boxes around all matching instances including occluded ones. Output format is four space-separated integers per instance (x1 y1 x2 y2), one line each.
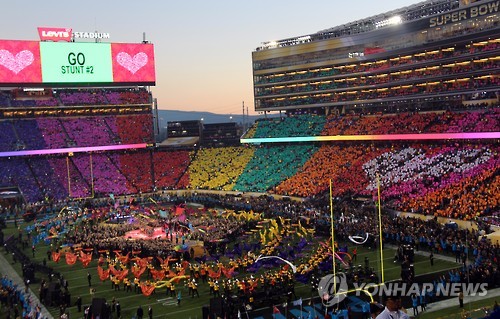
255 0 458 51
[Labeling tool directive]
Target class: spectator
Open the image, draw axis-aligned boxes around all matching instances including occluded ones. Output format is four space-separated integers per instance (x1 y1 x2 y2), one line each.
411 293 419 316
376 291 409 319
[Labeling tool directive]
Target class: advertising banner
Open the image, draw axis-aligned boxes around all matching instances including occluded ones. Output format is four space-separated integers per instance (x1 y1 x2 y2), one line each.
37 27 72 42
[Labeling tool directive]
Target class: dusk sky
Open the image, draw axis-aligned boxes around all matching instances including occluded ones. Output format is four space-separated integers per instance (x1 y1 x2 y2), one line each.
3 0 419 115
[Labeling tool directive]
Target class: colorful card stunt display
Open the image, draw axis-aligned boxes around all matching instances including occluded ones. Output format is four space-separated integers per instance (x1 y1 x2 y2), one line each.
0 39 155 86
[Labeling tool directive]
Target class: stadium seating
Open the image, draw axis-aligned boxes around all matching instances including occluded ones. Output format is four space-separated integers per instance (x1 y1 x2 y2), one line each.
71 153 132 196
61 117 115 147
0 121 18 151
188 146 254 191
275 144 378 197
115 114 153 144
58 90 108 106
118 151 154 193
37 118 70 149
0 89 497 221
254 108 499 219
0 91 11 106
152 150 191 189
0 157 43 202
26 157 68 201
15 120 48 150
47 156 90 199
233 144 319 193
253 114 326 138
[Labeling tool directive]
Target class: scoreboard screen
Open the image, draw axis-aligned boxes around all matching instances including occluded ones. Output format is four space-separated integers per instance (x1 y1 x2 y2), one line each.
40 42 113 83
0 40 155 86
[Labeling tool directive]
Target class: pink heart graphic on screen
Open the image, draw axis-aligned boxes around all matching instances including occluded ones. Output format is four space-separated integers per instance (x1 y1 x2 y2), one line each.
116 52 148 74
0 49 34 74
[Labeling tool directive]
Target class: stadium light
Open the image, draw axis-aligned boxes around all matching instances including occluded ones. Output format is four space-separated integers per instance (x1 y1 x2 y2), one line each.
388 15 402 25
375 15 402 28
261 41 278 49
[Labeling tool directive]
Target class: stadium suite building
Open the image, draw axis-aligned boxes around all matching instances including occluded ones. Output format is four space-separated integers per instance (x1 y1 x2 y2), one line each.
252 0 499 115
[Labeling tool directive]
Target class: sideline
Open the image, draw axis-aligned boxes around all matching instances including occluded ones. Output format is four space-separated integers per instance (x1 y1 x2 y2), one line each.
0 248 54 319
425 287 500 314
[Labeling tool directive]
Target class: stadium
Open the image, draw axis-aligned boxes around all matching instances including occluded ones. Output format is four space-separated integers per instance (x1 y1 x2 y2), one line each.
0 0 499 318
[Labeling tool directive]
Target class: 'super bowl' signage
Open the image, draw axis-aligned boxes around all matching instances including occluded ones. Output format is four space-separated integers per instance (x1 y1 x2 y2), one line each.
429 0 499 27
0 40 155 86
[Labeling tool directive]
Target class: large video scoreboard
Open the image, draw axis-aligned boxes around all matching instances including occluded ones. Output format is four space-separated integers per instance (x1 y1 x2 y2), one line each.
0 40 155 86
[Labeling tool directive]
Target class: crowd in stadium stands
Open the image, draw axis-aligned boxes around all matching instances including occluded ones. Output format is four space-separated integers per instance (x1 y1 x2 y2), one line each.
55 88 149 106
152 151 191 190
0 121 18 151
177 171 190 190
0 88 150 108
252 114 326 138
398 151 499 220
262 109 498 220
0 114 152 152
320 107 500 136
426 108 500 133
243 125 257 139
0 158 41 202
114 114 153 144
234 144 319 193
0 107 497 221
119 152 154 193
26 157 67 202
71 153 132 197
103 89 150 105
48 157 91 200
62 117 114 147
1 275 42 319
275 144 373 197
0 149 190 203
58 91 108 106
15 120 47 150
188 147 254 191
10 97 59 108
37 119 71 149
0 91 11 106
277 156 497 218
363 145 494 195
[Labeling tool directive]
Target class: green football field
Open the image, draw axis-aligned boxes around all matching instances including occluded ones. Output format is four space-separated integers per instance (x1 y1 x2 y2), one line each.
1 220 462 319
